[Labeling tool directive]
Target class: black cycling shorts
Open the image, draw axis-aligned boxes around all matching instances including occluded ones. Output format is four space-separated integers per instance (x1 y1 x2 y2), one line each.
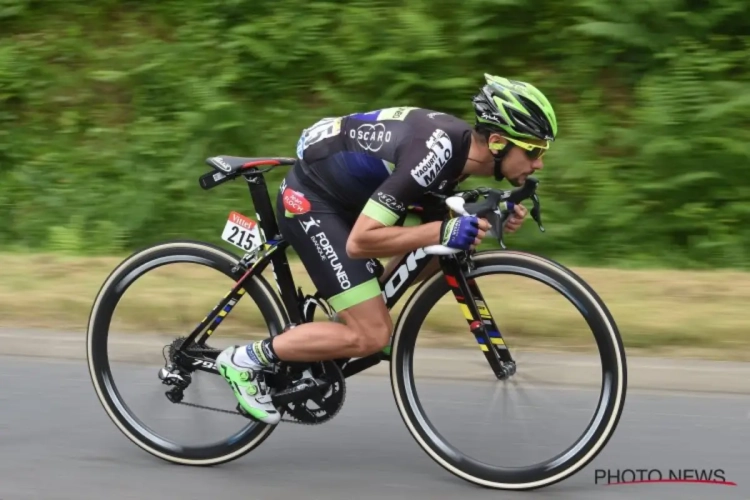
275 165 385 312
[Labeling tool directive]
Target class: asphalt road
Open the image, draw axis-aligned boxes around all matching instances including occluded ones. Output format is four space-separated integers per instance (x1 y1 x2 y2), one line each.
1 354 748 500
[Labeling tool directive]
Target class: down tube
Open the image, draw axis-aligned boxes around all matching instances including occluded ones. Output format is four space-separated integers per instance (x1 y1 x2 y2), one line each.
381 247 438 310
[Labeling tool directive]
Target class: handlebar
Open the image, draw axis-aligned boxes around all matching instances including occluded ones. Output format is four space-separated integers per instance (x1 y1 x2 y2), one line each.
422 177 545 255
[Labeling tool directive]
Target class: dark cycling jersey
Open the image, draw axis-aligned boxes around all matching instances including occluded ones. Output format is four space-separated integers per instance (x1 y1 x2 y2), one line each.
275 106 474 312
294 106 473 225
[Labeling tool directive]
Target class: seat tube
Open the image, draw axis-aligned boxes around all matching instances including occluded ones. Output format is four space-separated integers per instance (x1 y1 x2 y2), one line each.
247 177 303 325
247 176 280 238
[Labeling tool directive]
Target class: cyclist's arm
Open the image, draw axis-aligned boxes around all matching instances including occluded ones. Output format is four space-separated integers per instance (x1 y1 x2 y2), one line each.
347 216 441 259
347 128 468 259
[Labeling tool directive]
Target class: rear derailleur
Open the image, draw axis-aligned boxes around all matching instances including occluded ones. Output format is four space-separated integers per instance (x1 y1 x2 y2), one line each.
157 336 219 403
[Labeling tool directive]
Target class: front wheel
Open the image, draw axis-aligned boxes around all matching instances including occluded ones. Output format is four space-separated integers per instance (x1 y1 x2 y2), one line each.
389 250 627 490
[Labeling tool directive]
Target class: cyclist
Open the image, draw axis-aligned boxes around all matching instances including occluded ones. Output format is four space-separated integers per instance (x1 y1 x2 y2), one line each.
216 73 557 424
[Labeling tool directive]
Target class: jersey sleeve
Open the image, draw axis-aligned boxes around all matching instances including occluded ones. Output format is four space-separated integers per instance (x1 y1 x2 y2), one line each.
361 127 470 227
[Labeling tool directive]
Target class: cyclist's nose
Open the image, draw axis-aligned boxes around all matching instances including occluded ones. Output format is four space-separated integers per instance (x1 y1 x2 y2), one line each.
532 158 544 170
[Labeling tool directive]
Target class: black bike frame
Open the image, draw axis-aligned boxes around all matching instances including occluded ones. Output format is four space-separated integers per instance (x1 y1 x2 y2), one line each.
177 164 512 379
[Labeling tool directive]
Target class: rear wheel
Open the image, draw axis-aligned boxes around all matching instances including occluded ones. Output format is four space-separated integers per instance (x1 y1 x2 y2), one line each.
390 250 627 490
86 240 288 465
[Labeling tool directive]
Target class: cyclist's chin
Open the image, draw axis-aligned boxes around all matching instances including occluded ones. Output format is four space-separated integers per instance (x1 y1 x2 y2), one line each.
517 172 535 185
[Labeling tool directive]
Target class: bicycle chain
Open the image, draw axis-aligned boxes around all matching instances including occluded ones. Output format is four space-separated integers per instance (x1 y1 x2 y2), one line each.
165 341 344 425
173 389 345 426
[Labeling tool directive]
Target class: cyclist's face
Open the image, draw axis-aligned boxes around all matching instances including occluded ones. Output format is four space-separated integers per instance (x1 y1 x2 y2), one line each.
490 136 545 186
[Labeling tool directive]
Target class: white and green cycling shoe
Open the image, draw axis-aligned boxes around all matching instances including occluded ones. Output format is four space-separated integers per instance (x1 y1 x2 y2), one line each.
215 346 281 425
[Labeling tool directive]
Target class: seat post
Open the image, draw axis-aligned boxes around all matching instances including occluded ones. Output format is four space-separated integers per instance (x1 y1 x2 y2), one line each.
246 175 280 240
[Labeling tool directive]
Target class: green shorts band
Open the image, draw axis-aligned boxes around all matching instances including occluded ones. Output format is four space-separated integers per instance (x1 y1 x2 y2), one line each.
328 278 383 312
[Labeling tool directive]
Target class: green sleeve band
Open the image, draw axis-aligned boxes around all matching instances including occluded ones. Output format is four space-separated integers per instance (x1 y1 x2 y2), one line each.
328 278 383 312
362 199 399 226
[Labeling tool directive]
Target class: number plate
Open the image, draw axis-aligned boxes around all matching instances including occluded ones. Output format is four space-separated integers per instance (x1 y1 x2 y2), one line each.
221 211 263 252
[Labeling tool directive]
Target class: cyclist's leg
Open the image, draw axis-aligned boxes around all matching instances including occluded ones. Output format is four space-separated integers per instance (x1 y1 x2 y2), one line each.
273 294 392 361
269 169 391 361
216 166 389 423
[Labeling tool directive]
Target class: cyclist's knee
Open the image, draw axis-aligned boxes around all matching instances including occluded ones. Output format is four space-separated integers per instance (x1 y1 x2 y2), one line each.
363 313 392 352
338 301 392 357
347 320 390 357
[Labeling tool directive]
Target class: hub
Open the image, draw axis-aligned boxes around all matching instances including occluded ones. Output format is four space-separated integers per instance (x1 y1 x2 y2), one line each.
496 361 517 380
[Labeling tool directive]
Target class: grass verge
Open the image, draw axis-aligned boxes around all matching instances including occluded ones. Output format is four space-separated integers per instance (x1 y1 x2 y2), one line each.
1 252 749 361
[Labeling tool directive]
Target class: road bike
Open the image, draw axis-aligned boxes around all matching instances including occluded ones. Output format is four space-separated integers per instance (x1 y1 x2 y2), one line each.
86 155 627 491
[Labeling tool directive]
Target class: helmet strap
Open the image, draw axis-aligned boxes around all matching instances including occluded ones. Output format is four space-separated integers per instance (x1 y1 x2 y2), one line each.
489 141 513 181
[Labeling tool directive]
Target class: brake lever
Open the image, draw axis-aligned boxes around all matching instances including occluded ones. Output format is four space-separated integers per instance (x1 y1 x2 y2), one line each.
530 193 544 232
495 190 544 248
493 202 513 249
496 212 509 249
450 178 545 250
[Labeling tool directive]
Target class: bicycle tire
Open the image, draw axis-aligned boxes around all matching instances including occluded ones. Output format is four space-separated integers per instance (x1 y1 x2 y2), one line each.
86 240 288 465
389 250 627 490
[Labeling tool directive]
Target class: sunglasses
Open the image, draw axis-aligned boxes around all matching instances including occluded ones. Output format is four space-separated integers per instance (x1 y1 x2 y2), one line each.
491 136 549 160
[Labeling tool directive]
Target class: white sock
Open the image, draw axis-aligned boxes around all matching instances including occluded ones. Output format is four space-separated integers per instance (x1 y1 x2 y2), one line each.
232 345 263 370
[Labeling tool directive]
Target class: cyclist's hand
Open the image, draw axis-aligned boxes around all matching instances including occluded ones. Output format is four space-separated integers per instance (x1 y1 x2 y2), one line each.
505 203 528 234
441 216 488 251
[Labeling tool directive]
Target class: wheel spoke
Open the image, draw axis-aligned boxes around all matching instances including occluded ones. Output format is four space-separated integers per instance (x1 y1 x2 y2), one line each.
86 241 287 465
390 250 627 490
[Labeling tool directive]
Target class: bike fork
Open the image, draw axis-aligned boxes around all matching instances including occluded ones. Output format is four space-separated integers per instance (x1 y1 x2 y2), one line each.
440 256 516 380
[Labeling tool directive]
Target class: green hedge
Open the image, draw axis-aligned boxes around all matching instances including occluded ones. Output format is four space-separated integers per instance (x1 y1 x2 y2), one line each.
1 0 749 269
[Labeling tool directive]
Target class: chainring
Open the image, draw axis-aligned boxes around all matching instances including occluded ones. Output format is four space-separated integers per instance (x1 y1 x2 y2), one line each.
280 360 346 425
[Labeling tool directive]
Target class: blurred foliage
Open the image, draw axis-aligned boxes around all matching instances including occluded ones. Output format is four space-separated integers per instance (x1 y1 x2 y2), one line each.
1 0 750 269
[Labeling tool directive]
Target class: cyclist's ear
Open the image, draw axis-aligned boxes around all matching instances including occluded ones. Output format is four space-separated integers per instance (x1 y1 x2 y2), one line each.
487 133 507 151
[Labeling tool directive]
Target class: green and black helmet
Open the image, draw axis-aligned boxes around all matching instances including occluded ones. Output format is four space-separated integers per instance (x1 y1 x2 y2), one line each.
473 73 557 142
